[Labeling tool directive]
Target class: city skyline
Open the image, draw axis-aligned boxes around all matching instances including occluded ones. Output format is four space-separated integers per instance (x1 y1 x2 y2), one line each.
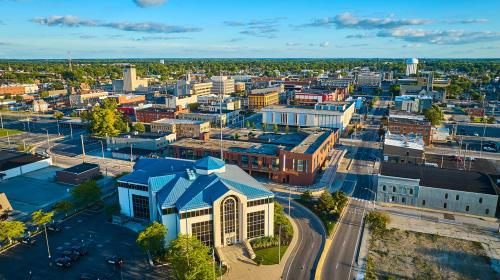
0 0 500 58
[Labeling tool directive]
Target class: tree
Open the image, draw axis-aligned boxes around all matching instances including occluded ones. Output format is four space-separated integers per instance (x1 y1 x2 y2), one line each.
423 105 444 126
274 202 293 244
365 211 390 236
300 190 313 204
273 124 279 133
234 133 240 140
31 210 54 227
53 111 64 120
134 122 145 132
389 84 400 96
262 123 267 131
15 95 23 103
167 234 215 280
188 103 199 112
285 124 289 134
246 120 250 129
0 221 26 244
318 191 335 213
88 99 128 136
331 191 348 214
71 180 102 207
251 121 255 129
40 91 50 98
53 200 74 216
137 221 168 258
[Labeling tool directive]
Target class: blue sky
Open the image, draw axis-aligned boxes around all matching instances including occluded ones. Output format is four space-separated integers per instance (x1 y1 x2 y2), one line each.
0 0 499 58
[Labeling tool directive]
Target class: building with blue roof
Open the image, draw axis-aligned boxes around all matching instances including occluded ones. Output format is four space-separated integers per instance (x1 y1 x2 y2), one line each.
117 156 275 247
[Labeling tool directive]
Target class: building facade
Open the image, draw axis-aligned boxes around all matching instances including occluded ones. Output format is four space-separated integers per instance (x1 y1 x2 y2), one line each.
165 129 339 185
108 132 176 151
150 118 210 139
135 107 187 123
388 115 433 145
211 76 235 95
248 87 280 110
377 163 498 217
262 102 354 131
117 157 275 247
123 65 148 93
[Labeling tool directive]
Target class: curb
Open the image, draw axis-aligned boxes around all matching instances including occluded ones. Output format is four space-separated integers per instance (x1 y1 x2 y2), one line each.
314 197 351 280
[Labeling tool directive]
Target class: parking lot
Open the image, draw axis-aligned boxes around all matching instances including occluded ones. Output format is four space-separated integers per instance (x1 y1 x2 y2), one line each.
0 207 171 280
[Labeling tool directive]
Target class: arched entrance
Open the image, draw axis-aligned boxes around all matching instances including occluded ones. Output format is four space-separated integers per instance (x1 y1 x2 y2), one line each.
220 196 239 246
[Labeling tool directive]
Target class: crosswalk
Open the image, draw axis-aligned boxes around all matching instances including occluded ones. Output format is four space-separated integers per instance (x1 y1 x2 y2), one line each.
351 197 373 203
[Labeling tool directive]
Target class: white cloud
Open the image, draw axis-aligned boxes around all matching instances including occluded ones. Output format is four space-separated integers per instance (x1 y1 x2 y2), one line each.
32 15 201 34
319 41 330 48
302 13 431 29
133 0 167 8
377 29 500 45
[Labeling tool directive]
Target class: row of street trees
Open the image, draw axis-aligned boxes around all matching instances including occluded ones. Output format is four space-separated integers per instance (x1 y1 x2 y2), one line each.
136 222 216 280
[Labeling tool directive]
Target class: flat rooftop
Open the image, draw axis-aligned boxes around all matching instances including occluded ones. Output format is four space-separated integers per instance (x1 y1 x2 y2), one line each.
136 107 176 112
60 163 99 174
152 118 205 125
292 130 333 154
115 132 173 139
0 151 48 172
380 162 497 195
171 138 288 156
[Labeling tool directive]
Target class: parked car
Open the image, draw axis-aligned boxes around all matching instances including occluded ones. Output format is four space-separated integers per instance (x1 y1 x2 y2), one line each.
71 244 88 256
62 250 80 262
54 256 72 268
106 255 124 266
47 222 62 232
18 236 36 246
483 146 496 152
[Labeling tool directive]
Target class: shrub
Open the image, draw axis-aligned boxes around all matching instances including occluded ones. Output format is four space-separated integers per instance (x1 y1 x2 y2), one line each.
366 211 390 236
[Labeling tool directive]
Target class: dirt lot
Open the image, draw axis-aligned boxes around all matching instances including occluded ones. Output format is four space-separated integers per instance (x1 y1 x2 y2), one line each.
367 229 498 280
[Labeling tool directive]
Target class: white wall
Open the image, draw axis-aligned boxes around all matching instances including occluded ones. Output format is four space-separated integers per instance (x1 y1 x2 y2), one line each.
2 158 52 180
118 187 149 217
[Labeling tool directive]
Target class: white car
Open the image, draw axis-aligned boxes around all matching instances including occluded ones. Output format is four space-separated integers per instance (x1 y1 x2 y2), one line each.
483 146 496 152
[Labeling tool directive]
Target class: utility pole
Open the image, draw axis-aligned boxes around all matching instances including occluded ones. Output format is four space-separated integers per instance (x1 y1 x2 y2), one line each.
44 224 51 259
81 134 86 162
130 143 133 162
69 123 73 138
288 187 291 216
101 141 105 159
278 224 282 264
6 130 10 148
0 113 3 129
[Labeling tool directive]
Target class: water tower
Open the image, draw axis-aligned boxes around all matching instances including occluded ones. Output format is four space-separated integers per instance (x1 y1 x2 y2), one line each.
405 58 418 76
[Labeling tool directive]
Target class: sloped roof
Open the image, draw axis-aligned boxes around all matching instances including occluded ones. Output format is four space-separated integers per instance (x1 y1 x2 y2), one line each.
194 156 225 170
120 156 274 212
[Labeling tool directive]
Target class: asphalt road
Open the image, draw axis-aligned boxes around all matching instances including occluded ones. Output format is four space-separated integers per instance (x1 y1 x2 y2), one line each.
322 199 368 280
277 197 325 280
322 127 380 280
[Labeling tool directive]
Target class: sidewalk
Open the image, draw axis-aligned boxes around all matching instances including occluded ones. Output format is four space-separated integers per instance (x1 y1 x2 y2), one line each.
224 214 299 280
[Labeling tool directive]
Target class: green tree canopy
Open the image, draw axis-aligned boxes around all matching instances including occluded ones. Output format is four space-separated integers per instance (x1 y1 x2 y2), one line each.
423 105 444 126
133 122 145 132
274 202 293 244
31 210 54 226
136 221 168 257
300 190 313 204
331 191 348 214
71 180 102 206
89 99 129 136
53 200 74 216
53 111 64 120
318 190 335 213
167 234 215 280
0 221 26 244
365 211 390 236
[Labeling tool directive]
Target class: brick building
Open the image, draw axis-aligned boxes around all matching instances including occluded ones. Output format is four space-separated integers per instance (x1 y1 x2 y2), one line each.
135 107 188 123
387 114 433 145
164 129 339 185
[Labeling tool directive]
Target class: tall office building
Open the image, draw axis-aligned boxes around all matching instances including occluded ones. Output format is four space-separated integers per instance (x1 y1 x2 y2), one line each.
123 65 148 92
405 58 419 76
211 76 235 95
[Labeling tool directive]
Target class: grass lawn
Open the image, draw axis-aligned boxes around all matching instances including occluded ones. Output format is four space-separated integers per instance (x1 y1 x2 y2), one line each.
0 128 23 137
254 245 289 265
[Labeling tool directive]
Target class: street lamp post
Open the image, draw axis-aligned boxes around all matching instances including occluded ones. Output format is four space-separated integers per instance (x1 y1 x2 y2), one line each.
278 224 282 264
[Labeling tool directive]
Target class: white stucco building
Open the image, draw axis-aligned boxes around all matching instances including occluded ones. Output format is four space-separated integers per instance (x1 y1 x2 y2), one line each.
117 156 275 247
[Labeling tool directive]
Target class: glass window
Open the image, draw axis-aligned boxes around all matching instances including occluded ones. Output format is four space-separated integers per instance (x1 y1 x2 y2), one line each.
132 194 150 220
383 185 386 191
486 209 490 215
191 220 214 247
297 160 304 172
247 210 265 239
422 200 426 206
444 203 447 209
465 206 469 212
456 195 460 200
445 193 448 199
479 198 483 204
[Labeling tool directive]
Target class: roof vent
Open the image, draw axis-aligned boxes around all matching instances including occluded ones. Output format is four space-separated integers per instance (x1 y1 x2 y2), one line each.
186 169 196 181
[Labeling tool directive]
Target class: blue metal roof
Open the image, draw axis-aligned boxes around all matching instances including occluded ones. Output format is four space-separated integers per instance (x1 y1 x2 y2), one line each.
120 156 274 212
194 156 225 170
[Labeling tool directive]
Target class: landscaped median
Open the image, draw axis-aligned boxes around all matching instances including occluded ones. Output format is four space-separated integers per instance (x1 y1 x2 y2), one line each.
0 128 23 137
293 189 350 280
251 202 293 265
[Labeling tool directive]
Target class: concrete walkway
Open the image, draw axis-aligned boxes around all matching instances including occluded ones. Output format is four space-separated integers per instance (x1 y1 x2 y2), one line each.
224 214 299 280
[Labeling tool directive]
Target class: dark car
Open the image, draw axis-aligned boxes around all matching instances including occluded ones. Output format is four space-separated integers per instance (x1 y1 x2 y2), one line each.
19 236 36 246
71 244 88 256
54 256 72 268
80 273 113 280
46 222 62 232
106 255 124 266
61 250 80 262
